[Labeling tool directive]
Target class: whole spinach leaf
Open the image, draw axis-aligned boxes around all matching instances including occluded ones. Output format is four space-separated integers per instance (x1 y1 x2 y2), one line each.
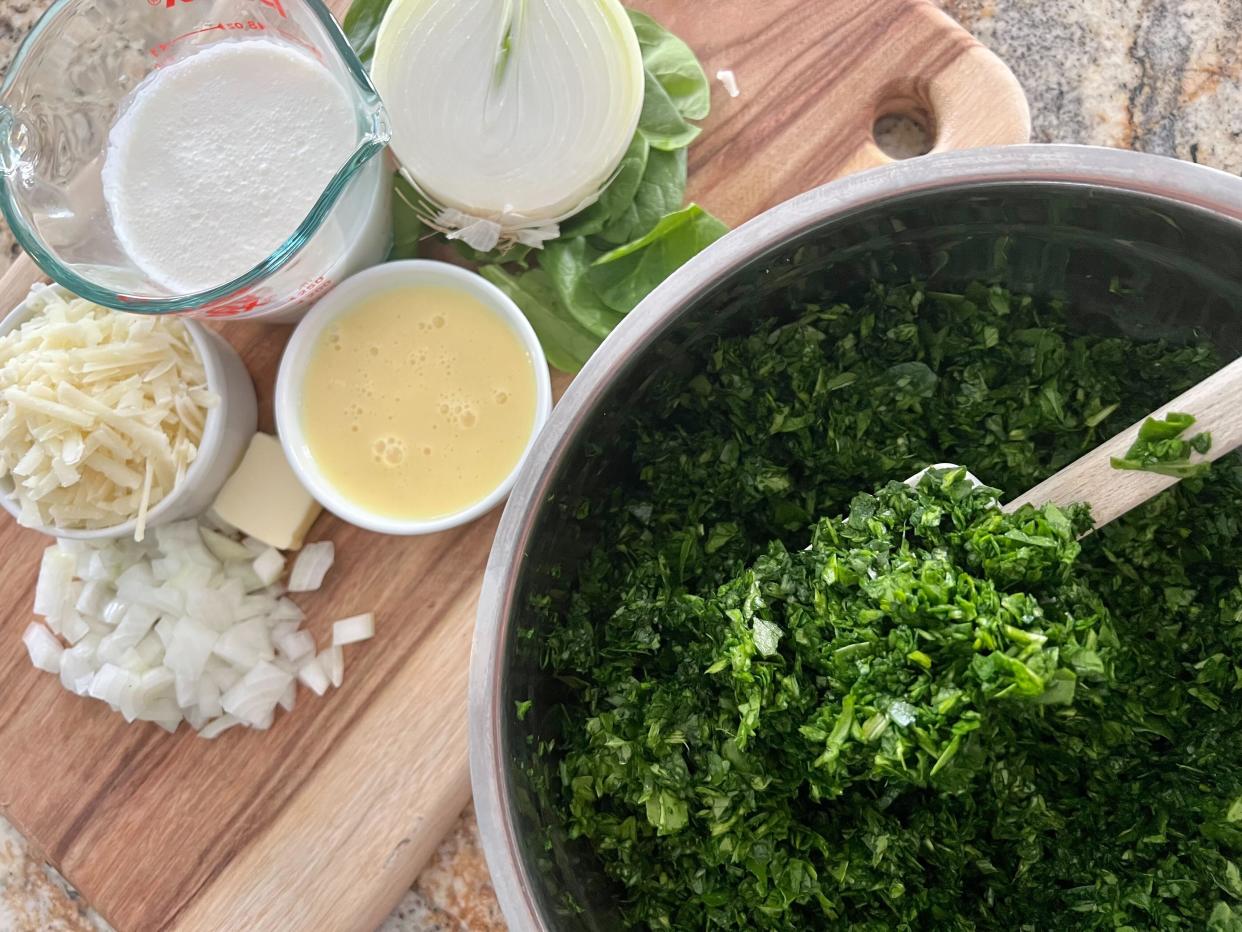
636 70 701 151
588 204 728 313
540 238 624 339
559 135 652 240
478 266 600 373
628 10 711 120
591 147 687 246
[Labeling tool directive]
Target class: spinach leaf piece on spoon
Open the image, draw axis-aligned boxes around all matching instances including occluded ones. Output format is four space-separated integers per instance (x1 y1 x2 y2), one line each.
1110 410 1212 477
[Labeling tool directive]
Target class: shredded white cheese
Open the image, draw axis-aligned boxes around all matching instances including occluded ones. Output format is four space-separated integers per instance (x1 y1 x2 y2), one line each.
0 288 218 538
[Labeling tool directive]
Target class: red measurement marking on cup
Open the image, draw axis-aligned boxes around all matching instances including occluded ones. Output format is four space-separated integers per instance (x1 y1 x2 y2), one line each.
200 295 265 318
149 21 267 58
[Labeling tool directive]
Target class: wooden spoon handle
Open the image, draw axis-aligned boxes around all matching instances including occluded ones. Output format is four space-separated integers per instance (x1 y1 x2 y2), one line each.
1004 355 1242 527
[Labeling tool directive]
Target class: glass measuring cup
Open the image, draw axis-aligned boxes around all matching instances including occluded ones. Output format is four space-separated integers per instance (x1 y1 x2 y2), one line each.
0 0 392 321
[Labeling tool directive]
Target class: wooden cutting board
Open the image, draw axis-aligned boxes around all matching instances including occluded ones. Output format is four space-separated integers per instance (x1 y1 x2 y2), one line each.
0 2 1028 929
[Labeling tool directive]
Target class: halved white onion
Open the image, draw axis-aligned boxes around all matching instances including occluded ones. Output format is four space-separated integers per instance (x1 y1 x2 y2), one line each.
372 0 645 252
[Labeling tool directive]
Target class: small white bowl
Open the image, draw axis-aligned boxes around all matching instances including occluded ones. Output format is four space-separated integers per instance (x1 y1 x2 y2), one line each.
274 260 554 536
0 284 258 540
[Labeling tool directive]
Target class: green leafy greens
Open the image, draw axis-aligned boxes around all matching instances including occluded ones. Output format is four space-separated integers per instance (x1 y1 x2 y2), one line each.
1111 410 1213 477
526 281 1242 929
341 0 726 372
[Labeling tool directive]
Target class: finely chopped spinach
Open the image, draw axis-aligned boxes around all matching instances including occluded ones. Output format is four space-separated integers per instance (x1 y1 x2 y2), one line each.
526 281 1242 929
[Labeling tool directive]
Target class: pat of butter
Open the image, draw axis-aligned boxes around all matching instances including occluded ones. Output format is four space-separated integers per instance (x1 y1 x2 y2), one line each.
211 433 320 550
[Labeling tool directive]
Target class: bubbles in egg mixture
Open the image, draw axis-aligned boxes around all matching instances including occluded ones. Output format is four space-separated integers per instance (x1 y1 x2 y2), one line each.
437 389 481 430
437 348 456 377
301 285 537 521
407 346 430 373
341 400 365 433
372 435 407 467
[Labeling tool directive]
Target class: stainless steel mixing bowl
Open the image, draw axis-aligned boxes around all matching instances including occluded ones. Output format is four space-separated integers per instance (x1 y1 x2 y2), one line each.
469 144 1242 931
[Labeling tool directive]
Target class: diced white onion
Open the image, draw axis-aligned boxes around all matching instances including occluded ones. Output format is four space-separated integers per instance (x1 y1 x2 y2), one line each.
270 598 305 622
102 599 127 626
213 618 273 668
275 629 315 663
252 548 285 587
59 644 95 694
34 546 75 627
199 714 241 740
323 646 344 689
76 580 110 617
221 661 292 728
134 633 164 668
59 609 91 646
167 618 217 681
287 541 334 593
23 622 63 673
199 526 254 563
296 656 329 696
18 523 365 737
278 679 296 713
196 677 222 719
18 519 372 735
332 613 375 646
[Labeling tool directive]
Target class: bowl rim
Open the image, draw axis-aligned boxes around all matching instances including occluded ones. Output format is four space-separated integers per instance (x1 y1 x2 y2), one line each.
273 258 554 536
468 143 1242 931
0 283 231 540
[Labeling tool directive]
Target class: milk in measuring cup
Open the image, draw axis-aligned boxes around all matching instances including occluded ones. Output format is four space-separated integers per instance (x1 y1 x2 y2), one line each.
100 39 381 309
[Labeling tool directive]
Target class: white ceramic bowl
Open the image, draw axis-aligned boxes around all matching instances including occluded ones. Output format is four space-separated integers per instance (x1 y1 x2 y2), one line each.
274 260 554 535
0 284 258 539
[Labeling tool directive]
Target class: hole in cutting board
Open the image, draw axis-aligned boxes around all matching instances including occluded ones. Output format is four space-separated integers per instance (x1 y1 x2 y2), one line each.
872 93 936 159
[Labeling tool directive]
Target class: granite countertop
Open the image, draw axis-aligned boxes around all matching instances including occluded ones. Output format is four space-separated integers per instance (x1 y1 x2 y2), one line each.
1 0 1240 929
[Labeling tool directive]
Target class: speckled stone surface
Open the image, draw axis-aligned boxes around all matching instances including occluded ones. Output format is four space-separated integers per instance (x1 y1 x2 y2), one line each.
1 0 1241 929
940 0 1242 170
